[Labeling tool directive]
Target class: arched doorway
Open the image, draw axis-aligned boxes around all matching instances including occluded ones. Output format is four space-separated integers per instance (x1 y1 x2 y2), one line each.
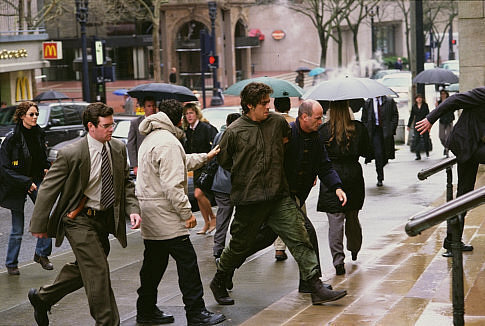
176 20 209 90
235 19 247 81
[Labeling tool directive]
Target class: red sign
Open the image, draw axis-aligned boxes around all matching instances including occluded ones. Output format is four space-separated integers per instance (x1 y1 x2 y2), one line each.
271 30 286 40
43 42 62 60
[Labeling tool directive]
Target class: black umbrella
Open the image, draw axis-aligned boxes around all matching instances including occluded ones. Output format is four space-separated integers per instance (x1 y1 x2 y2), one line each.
127 83 197 102
33 90 69 101
413 68 459 85
296 66 311 72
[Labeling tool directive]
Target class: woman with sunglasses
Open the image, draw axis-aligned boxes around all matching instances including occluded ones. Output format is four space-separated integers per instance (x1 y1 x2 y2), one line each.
0 101 52 275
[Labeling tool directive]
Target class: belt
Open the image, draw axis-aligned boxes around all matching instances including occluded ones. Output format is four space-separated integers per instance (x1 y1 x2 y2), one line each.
82 207 112 217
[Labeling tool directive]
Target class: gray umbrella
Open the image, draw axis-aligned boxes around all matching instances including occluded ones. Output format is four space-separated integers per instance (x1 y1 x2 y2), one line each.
127 83 197 102
303 77 397 101
413 68 459 84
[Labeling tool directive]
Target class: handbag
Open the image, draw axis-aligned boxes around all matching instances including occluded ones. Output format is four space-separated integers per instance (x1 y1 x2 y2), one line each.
195 159 219 192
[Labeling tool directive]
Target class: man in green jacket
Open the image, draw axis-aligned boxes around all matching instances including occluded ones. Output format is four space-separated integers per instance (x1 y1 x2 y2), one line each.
209 82 347 306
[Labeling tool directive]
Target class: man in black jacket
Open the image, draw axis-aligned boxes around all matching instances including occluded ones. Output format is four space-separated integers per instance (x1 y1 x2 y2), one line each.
416 86 485 256
361 96 399 186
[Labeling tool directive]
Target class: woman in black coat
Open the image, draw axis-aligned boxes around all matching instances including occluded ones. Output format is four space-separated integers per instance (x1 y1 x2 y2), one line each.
0 101 52 275
407 94 430 160
317 101 371 275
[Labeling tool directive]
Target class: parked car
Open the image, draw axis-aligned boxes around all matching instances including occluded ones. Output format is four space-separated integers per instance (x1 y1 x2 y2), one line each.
202 106 241 131
371 69 402 80
441 60 459 76
378 72 412 105
0 102 88 148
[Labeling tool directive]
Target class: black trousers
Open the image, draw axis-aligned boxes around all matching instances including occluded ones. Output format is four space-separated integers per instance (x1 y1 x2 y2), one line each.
372 126 386 182
136 235 205 317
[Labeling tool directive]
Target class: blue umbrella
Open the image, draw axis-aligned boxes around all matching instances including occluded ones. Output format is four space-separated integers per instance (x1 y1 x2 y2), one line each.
309 67 326 77
113 89 129 96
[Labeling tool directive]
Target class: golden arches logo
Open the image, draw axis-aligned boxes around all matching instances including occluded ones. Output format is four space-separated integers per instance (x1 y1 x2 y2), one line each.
44 44 57 58
16 77 31 102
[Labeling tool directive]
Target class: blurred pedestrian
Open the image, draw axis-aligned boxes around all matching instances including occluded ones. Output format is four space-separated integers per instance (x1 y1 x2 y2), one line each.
0 101 52 275
212 113 241 260
436 89 454 157
135 100 224 326
416 86 485 257
123 94 134 114
394 57 403 70
362 96 399 186
318 100 371 275
127 96 157 176
1 101 7 108
169 67 177 84
209 82 347 307
295 71 305 88
27 102 141 326
408 94 430 160
183 102 218 234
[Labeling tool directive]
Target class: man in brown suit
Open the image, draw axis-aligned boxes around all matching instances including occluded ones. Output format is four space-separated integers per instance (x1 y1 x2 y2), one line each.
28 103 141 326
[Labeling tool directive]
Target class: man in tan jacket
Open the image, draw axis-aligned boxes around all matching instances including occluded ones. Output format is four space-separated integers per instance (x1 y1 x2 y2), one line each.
135 99 224 326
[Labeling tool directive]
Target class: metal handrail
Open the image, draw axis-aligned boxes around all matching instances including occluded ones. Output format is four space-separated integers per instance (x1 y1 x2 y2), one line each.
405 186 485 236
417 156 457 180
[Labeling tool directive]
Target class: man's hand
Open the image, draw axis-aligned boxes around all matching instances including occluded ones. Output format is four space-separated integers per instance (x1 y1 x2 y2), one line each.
336 188 347 206
28 183 37 194
130 213 142 229
185 215 197 229
415 118 432 135
32 232 48 238
207 145 220 160
133 166 138 176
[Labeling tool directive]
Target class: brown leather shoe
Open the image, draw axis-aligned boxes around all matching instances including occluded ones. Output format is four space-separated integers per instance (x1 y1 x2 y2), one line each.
7 266 20 275
34 254 54 270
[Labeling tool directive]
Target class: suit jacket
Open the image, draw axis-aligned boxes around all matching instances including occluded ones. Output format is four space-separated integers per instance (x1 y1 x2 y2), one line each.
29 136 140 248
127 115 145 168
427 87 485 163
362 96 399 160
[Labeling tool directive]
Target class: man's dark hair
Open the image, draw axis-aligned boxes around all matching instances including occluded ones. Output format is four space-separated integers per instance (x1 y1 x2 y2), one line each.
142 96 155 107
82 102 114 131
226 112 241 127
159 99 183 126
274 97 290 113
240 82 273 114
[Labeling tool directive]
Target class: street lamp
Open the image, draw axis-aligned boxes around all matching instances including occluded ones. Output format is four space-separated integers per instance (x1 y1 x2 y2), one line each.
367 6 379 58
75 0 90 102
208 1 223 106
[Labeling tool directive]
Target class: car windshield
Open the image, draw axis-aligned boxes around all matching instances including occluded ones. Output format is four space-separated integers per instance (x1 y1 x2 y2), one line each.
442 62 459 71
113 120 130 138
0 106 15 126
381 77 410 87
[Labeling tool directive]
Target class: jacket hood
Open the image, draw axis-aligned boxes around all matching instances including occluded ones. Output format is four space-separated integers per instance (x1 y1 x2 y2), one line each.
139 112 185 140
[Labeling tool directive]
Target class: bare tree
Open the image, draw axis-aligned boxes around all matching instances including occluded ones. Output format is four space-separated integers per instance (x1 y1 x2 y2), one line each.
0 0 67 32
395 0 411 68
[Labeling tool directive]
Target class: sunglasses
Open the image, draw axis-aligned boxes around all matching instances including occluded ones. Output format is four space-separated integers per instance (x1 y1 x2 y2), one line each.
28 112 40 117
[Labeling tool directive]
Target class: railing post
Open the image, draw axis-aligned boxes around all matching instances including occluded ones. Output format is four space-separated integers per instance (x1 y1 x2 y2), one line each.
450 214 465 326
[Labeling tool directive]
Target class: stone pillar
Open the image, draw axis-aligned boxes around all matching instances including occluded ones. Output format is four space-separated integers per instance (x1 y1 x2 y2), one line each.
223 8 235 88
458 1 485 90
242 48 251 79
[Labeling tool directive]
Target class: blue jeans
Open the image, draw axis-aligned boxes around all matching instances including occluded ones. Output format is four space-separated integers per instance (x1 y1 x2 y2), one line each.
5 181 52 268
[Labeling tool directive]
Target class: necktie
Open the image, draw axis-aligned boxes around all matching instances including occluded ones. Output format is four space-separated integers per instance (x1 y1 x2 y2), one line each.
377 100 383 125
100 144 114 209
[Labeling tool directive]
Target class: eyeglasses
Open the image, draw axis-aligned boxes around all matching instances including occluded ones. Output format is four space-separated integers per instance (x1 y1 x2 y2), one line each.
99 122 117 129
28 112 40 117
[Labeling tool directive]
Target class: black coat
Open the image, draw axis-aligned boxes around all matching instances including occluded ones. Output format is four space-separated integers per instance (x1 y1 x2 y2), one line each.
317 121 371 213
184 121 218 154
408 103 430 128
361 96 399 161
0 123 49 210
427 87 485 164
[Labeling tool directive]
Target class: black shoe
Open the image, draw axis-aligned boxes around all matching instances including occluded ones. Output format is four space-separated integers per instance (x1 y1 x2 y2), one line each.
137 306 174 324
351 252 358 261
275 250 288 261
442 250 453 258
215 258 234 291
462 243 474 251
299 279 332 293
7 266 20 275
376 181 383 187
309 275 347 305
210 271 235 305
187 308 226 326
335 264 346 275
34 254 53 270
28 288 50 326
415 156 421 160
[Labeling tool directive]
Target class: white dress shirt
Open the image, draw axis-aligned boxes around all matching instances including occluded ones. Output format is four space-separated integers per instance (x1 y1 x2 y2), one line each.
84 134 112 210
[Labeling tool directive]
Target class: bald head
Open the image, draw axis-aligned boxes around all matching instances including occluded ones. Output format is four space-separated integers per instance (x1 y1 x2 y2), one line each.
298 99 323 133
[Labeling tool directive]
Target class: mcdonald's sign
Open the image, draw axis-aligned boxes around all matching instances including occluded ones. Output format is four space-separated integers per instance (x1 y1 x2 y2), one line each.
16 77 31 102
43 42 63 60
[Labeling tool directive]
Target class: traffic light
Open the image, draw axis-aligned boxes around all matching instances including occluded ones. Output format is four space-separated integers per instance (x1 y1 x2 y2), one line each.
451 39 457 45
207 55 219 69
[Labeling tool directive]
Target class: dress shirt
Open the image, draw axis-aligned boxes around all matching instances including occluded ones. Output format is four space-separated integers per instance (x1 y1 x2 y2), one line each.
84 134 112 210
190 120 199 130
373 97 383 126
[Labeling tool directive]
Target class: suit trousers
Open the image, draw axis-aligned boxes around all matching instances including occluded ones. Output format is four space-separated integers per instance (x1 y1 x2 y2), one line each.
38 212 118 326
372 126 385 182
218 196 320 281
326 210 362 267
136 235 205 317
213 191 234 258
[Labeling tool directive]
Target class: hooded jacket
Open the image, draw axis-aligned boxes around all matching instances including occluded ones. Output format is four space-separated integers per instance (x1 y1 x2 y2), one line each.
136 112 207 240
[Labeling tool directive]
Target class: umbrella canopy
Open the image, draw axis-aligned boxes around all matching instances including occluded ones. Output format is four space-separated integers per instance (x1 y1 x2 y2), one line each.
33 90 69 101
309 67 326 77
113 89 129 96
223 77 304 98
127 83 197 102
318 98 365 113
295 66 311 72
303 77 397 101
413 68 459 84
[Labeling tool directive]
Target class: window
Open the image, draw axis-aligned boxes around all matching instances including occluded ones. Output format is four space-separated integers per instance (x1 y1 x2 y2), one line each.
49 105 65 125
376 25 396 56
63 105 82 125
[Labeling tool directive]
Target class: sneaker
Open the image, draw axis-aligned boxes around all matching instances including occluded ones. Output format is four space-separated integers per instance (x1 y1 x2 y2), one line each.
34 254 53 270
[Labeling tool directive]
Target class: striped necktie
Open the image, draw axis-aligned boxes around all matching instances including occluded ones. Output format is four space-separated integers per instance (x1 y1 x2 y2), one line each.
100 144 114 209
